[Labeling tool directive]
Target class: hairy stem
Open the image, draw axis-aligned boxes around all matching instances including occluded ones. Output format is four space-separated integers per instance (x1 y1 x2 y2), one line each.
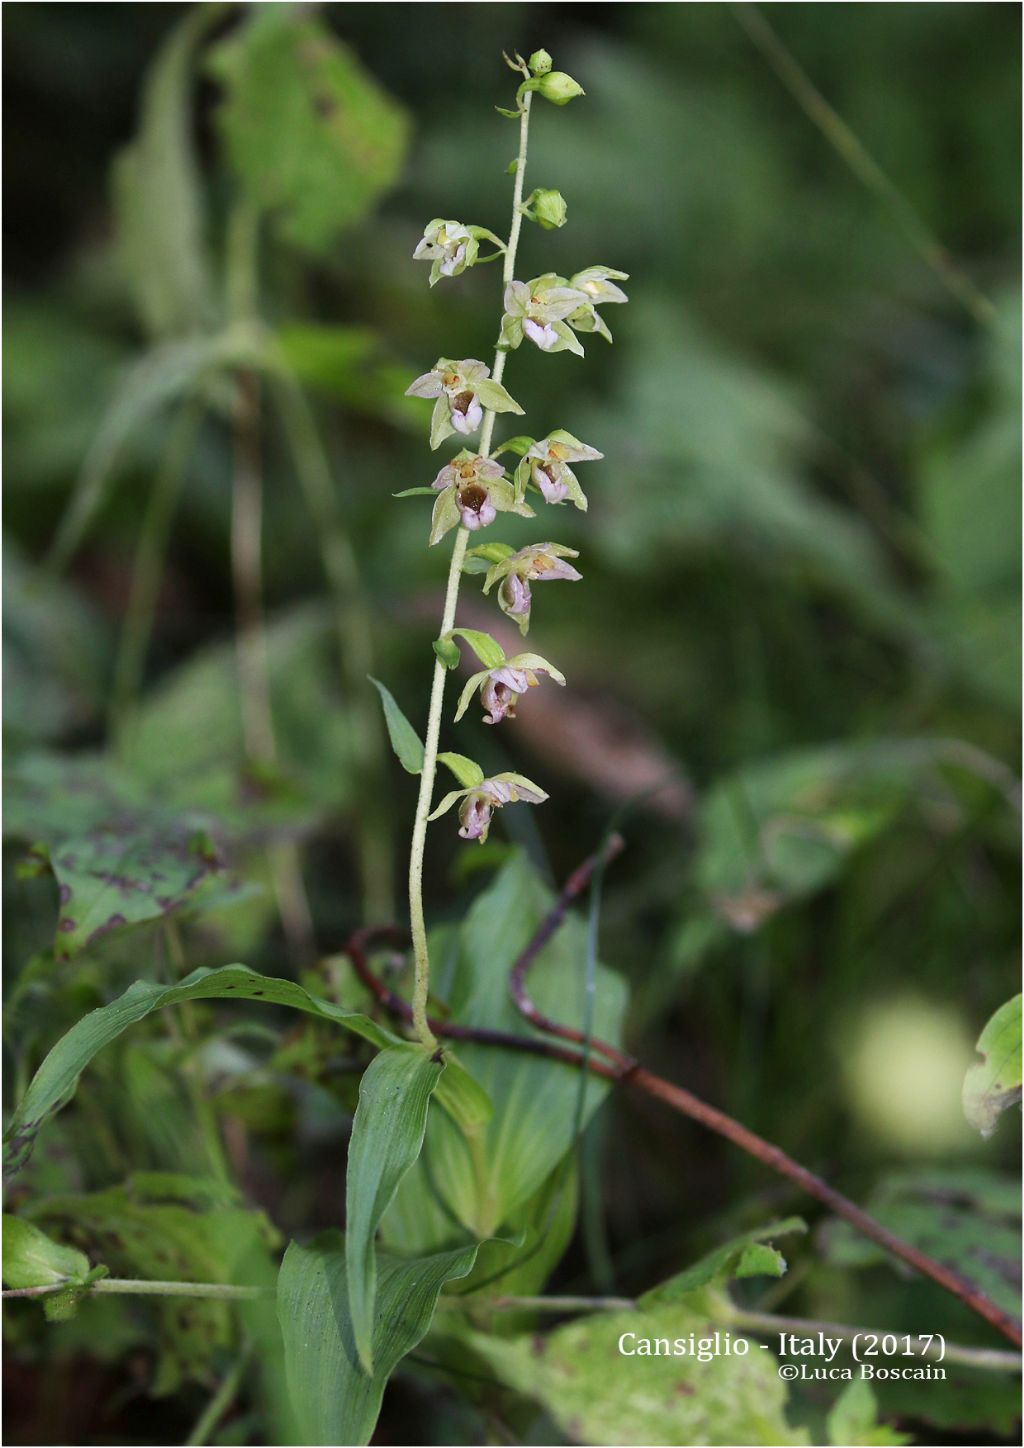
407 89 534 1049
408 528 469 1049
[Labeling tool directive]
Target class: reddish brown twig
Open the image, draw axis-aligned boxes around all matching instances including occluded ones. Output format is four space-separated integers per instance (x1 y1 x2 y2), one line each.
341 850 1022 1348
507 832 630 1069
345 924 617 1075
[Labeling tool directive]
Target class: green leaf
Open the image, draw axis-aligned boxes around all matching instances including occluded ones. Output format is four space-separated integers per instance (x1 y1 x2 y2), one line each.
823 1167 1021 1320
31 1176 278 1396
278 1232 479 1446
2 1216 92 1290
3 543 106 743
4 964 398 1177
368 676 424 775
392 486 437 498
434 1053 494 1133
491 434 535 458
692 740 979 939
437 752 485 789
639 1217 806 1305
828 1379 911 1447
208 7 408 254
119 605 356 827
464 541 515 572
382 852 628 1241
4 752 226 960
466 1301 807 1447
445 627 506 669
111 6 219 339
345 1045 444 1374
46 337 235 570
963 994 1022 1137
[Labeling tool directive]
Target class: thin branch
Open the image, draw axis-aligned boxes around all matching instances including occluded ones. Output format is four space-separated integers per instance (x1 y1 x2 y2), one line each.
342 843 1023 1349
2 1278 263 1302
507 832 629 1068
186 1339 253 1447
506 843 1023 1349
731 3 995 328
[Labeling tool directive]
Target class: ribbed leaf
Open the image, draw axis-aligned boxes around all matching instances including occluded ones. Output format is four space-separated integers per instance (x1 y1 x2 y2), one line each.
278 1232 478 1445
4 965 398 1177
345 1045 444 1373
383 851 628 1243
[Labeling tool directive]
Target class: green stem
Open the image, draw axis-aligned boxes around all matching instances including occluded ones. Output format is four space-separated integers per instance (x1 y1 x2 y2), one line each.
226 201 315 959
165 921 231 1185
272 375 394 920
186 1340 252 1448
2 1279 263 1302
407 88 534 1050
231 369 277 767
111 401 203 748
732 3 994 328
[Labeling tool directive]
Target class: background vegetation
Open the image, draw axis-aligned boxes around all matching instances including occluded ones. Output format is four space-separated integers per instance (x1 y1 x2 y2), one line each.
3 3 1020 1444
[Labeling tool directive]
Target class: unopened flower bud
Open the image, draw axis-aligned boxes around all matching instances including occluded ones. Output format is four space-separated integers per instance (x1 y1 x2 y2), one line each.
535 70 584 105
528 48 553 75
524 187 567 231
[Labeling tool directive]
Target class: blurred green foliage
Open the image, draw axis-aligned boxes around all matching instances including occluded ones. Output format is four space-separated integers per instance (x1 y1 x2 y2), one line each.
3 3 1020 1444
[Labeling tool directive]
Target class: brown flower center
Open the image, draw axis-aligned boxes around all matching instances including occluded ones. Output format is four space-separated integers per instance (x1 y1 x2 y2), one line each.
452 390 474 415
459 483 488 512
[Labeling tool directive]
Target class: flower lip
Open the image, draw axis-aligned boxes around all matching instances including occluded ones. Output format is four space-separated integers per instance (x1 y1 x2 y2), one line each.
501 573 532 614
460 482 489 509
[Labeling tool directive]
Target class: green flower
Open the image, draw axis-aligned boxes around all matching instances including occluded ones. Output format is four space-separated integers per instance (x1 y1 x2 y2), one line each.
428 771 548 843
414 219 477 285
406 358 524 449
481 541 582 635
565 266 629 343
428 452 533 545
514 430 603 510
455 650 566 725
499 275 589 355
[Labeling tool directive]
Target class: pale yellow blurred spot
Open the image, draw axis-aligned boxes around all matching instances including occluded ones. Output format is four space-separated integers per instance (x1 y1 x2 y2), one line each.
843 997 976 1153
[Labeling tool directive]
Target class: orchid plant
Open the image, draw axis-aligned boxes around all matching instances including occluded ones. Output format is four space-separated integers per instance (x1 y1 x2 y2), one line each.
377 47 629 1050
